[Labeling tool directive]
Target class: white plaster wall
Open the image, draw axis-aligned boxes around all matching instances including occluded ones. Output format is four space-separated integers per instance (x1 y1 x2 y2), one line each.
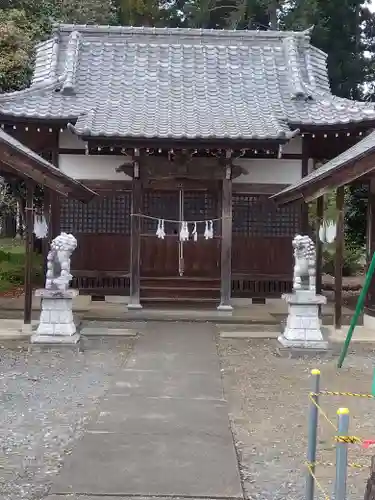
234 158 302 184
59 154 132 180
59 129 86 149
59 154 308 184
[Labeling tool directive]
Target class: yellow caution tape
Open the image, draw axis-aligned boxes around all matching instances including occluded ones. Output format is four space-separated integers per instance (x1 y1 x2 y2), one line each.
307 460 365 469
335 436 362 444
308 393 338 431
314 391 375 399
305 462 330 500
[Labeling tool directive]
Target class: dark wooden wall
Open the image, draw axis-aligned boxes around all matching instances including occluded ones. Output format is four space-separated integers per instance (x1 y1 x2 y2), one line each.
55 182 301 297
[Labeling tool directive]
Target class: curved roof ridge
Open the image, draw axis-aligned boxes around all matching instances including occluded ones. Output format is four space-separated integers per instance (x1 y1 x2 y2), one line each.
0 77 65 102
310 89 375 111
53 23 312 40
283 36 312 99
62 30 81 94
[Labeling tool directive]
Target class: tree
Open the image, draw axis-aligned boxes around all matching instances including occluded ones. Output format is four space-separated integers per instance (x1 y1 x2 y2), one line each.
0 9 33 92
281 0 375 100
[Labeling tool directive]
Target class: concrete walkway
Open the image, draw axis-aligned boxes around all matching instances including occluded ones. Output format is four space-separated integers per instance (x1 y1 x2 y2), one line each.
46 323 243 500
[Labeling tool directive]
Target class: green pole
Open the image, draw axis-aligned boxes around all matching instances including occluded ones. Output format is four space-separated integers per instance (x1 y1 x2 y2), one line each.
372 368 375 397
337 252 375 368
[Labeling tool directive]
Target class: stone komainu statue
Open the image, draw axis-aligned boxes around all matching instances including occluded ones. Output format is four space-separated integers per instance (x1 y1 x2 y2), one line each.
45 232 77 291
292 234 316 292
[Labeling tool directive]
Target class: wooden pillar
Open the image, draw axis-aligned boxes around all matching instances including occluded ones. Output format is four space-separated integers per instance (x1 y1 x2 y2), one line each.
301 137 310 233
23 182 34 330
128 149 142 309
217 151 233 311
365 179 375 314
49 131 60 239
334 186 345 330
315 195 324 295
42 188 51 277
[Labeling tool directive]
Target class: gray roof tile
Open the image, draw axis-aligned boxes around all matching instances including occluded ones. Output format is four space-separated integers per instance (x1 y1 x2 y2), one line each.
1 25 375 140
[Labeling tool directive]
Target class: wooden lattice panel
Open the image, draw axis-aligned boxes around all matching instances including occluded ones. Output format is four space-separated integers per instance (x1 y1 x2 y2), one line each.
142 190 179 234
232 194 301 237
183 191 218 222
60 193 131 234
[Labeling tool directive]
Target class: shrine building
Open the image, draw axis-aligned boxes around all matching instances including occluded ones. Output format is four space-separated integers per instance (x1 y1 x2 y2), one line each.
1 24 375 309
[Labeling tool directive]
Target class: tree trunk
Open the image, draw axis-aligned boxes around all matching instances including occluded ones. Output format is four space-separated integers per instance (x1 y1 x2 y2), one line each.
4 214 16 238
268 0 278 30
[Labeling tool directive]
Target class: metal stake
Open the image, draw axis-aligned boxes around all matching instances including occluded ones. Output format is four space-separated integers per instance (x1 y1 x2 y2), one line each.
306 368 320 500
334 408 349 500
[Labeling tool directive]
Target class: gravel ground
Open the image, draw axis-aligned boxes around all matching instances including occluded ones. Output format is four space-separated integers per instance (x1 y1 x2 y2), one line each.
219 339 375 500
0 337 134 500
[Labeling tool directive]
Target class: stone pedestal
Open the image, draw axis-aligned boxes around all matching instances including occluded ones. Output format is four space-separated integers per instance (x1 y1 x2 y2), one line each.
278 291 328 349
30 289 80 345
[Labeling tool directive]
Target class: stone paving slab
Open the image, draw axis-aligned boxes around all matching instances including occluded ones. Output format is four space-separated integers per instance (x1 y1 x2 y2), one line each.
91 396 228 435
51 431 242 498
49 323 242 499
109 369 224 399
125 350 221 372
81 327 138 336
47 496 238 500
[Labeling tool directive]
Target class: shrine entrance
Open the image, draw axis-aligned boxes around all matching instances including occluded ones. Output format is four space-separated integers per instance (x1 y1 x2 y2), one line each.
140 184 221 279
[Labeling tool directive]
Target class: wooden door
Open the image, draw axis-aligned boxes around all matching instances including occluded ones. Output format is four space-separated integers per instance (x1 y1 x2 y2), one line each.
140 184 221 278
182 189 220 277
140 189 179 276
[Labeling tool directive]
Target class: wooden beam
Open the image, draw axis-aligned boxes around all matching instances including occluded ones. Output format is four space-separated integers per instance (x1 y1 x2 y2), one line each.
273 150 375 207
304 154 375 203
116 155 246 180
23 183 34 330
365 179 375 314
217 151 233 311
300 137 310 233
128 149 142 309
315 196 324 295
335 186 345 330
42 188 51 276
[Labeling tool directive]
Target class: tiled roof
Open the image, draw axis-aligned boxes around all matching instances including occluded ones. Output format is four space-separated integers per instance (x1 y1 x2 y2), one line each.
0 129 96 202
1 25 375 140
271 130 375 203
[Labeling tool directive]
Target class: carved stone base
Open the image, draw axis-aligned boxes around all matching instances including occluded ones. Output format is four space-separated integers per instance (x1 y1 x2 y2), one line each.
278 334 328 350
278 291 328 350
217 304 233 313
31 289 80 344
31 333 81 345
127 302 143 310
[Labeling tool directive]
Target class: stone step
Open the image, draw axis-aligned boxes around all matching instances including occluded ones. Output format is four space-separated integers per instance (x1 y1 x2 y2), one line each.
218 323 280 338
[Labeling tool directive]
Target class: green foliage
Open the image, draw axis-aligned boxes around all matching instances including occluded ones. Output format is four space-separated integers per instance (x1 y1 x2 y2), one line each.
0 245 43 292
0 182 17 216
322 243 365 277
0 9 33 92
344 184 368 248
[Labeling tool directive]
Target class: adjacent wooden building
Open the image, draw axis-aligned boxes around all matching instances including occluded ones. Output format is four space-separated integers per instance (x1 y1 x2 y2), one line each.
272 129 375 328
1 24 375 309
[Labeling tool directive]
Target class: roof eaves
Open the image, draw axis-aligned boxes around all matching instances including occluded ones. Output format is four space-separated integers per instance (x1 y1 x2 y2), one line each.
271 135 375 205
0 129 96 203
